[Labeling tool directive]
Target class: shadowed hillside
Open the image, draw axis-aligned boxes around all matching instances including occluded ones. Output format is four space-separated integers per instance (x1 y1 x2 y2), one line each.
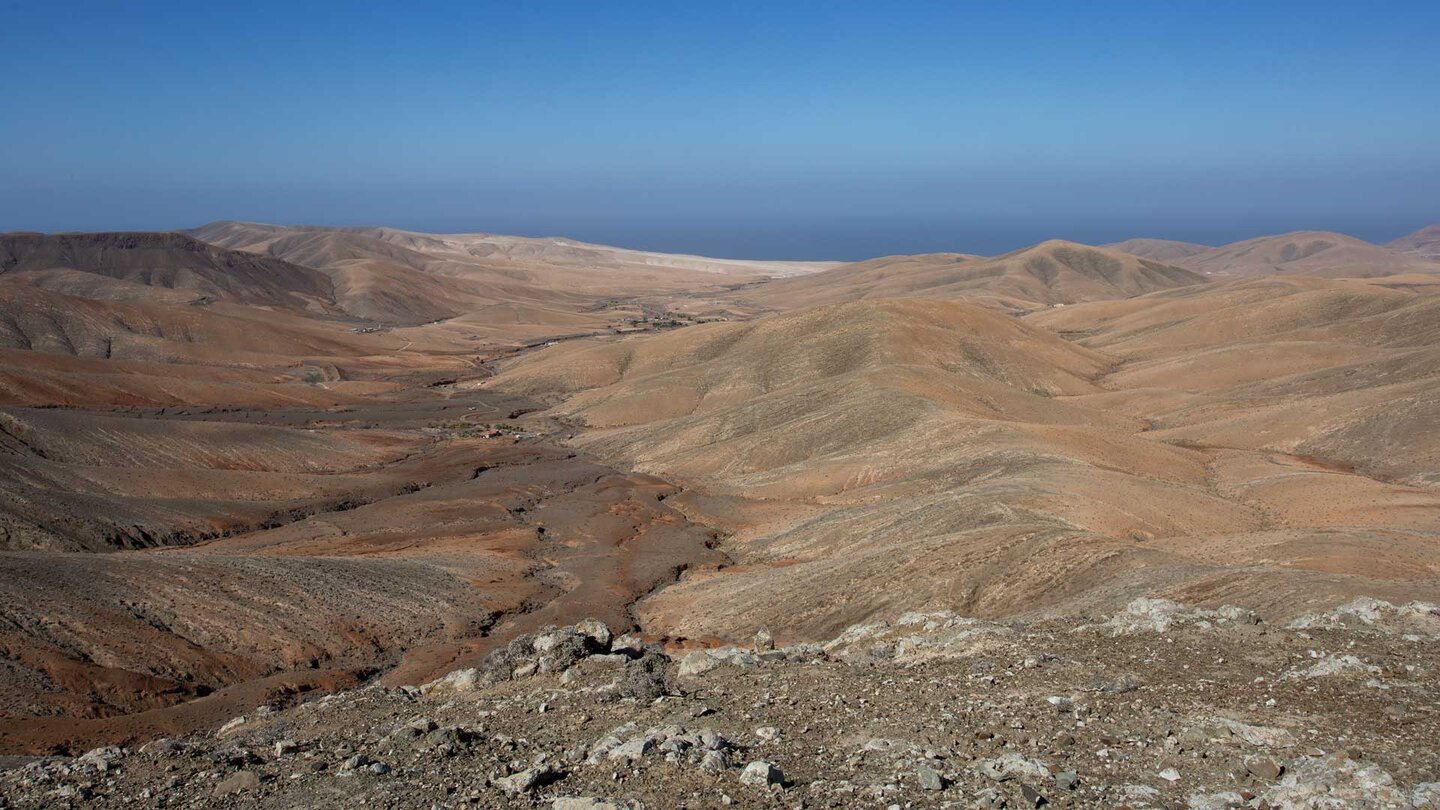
0 232 336 310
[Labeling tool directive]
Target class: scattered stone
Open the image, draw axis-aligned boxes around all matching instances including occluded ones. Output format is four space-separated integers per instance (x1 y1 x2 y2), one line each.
1284 653 1381 680
1264 754 1408 807
823 612 1013 664
4 605 1433 810
1290 598 1440 638
1095 598 1259 635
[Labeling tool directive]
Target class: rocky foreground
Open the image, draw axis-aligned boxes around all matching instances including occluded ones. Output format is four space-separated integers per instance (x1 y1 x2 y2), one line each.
2 599 1438 809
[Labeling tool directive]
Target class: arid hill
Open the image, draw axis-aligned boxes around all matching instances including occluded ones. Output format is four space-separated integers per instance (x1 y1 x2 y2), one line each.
745 240 1204 312
0 232 335 310
189 222 595 325
1104 237 1211 261
189 221 834 328
486 291 1439 643
0 225 809 753
0 222 1436 764
194 221 833 280
350 225 838 278
1173 230 1440 278
1389 222 1440 260
1029 275 1440 486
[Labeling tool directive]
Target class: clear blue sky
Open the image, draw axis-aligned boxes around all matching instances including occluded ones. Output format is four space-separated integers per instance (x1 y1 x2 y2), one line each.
2 0 1437 258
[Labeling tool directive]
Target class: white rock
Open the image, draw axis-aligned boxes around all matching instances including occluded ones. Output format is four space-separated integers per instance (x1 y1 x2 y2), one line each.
677 650 721 678
553 799 624 810
1283 654 1380 680
1095 598 1257 635
1186 791 1245 810
1290 598 1440 638
573 618 613 648
495 766 551 795
1412 783 1440 808
739 760 784 787
421 667 480 693
1211 717 1296 748
606 737 653 762
217 716 247 736
1264 755 1408 807
977 752 1052 782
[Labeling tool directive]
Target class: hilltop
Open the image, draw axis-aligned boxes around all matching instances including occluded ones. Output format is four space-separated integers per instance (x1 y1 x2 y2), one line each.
1173 230 1440 278
1104 237 1212 262
745 240 1204 312
1389 223 1440 260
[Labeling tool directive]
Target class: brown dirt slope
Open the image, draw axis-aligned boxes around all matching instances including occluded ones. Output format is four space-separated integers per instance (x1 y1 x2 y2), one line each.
1029 275 1440 486
1175 230 1440 278
488 294 1439 643
1388 222 1440 260
1104 237 1211 261
0 232 335 311
189 221 835 327
747 240 1203 312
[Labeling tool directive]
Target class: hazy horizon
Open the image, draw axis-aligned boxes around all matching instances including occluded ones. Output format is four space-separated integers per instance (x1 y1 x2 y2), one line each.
4 0 1438 260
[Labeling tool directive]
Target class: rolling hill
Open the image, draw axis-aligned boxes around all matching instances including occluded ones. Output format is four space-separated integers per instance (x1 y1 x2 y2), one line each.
0 231 336 311
1 220 1437 760
486 289 1440 642
188 221 836 327
1388 223 1440 260
745 240 1205 312
1174 230 1440 278
1104 237 1211 261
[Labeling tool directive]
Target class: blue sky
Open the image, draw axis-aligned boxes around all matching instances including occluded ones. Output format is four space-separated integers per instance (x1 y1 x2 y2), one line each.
2 0 1437 258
